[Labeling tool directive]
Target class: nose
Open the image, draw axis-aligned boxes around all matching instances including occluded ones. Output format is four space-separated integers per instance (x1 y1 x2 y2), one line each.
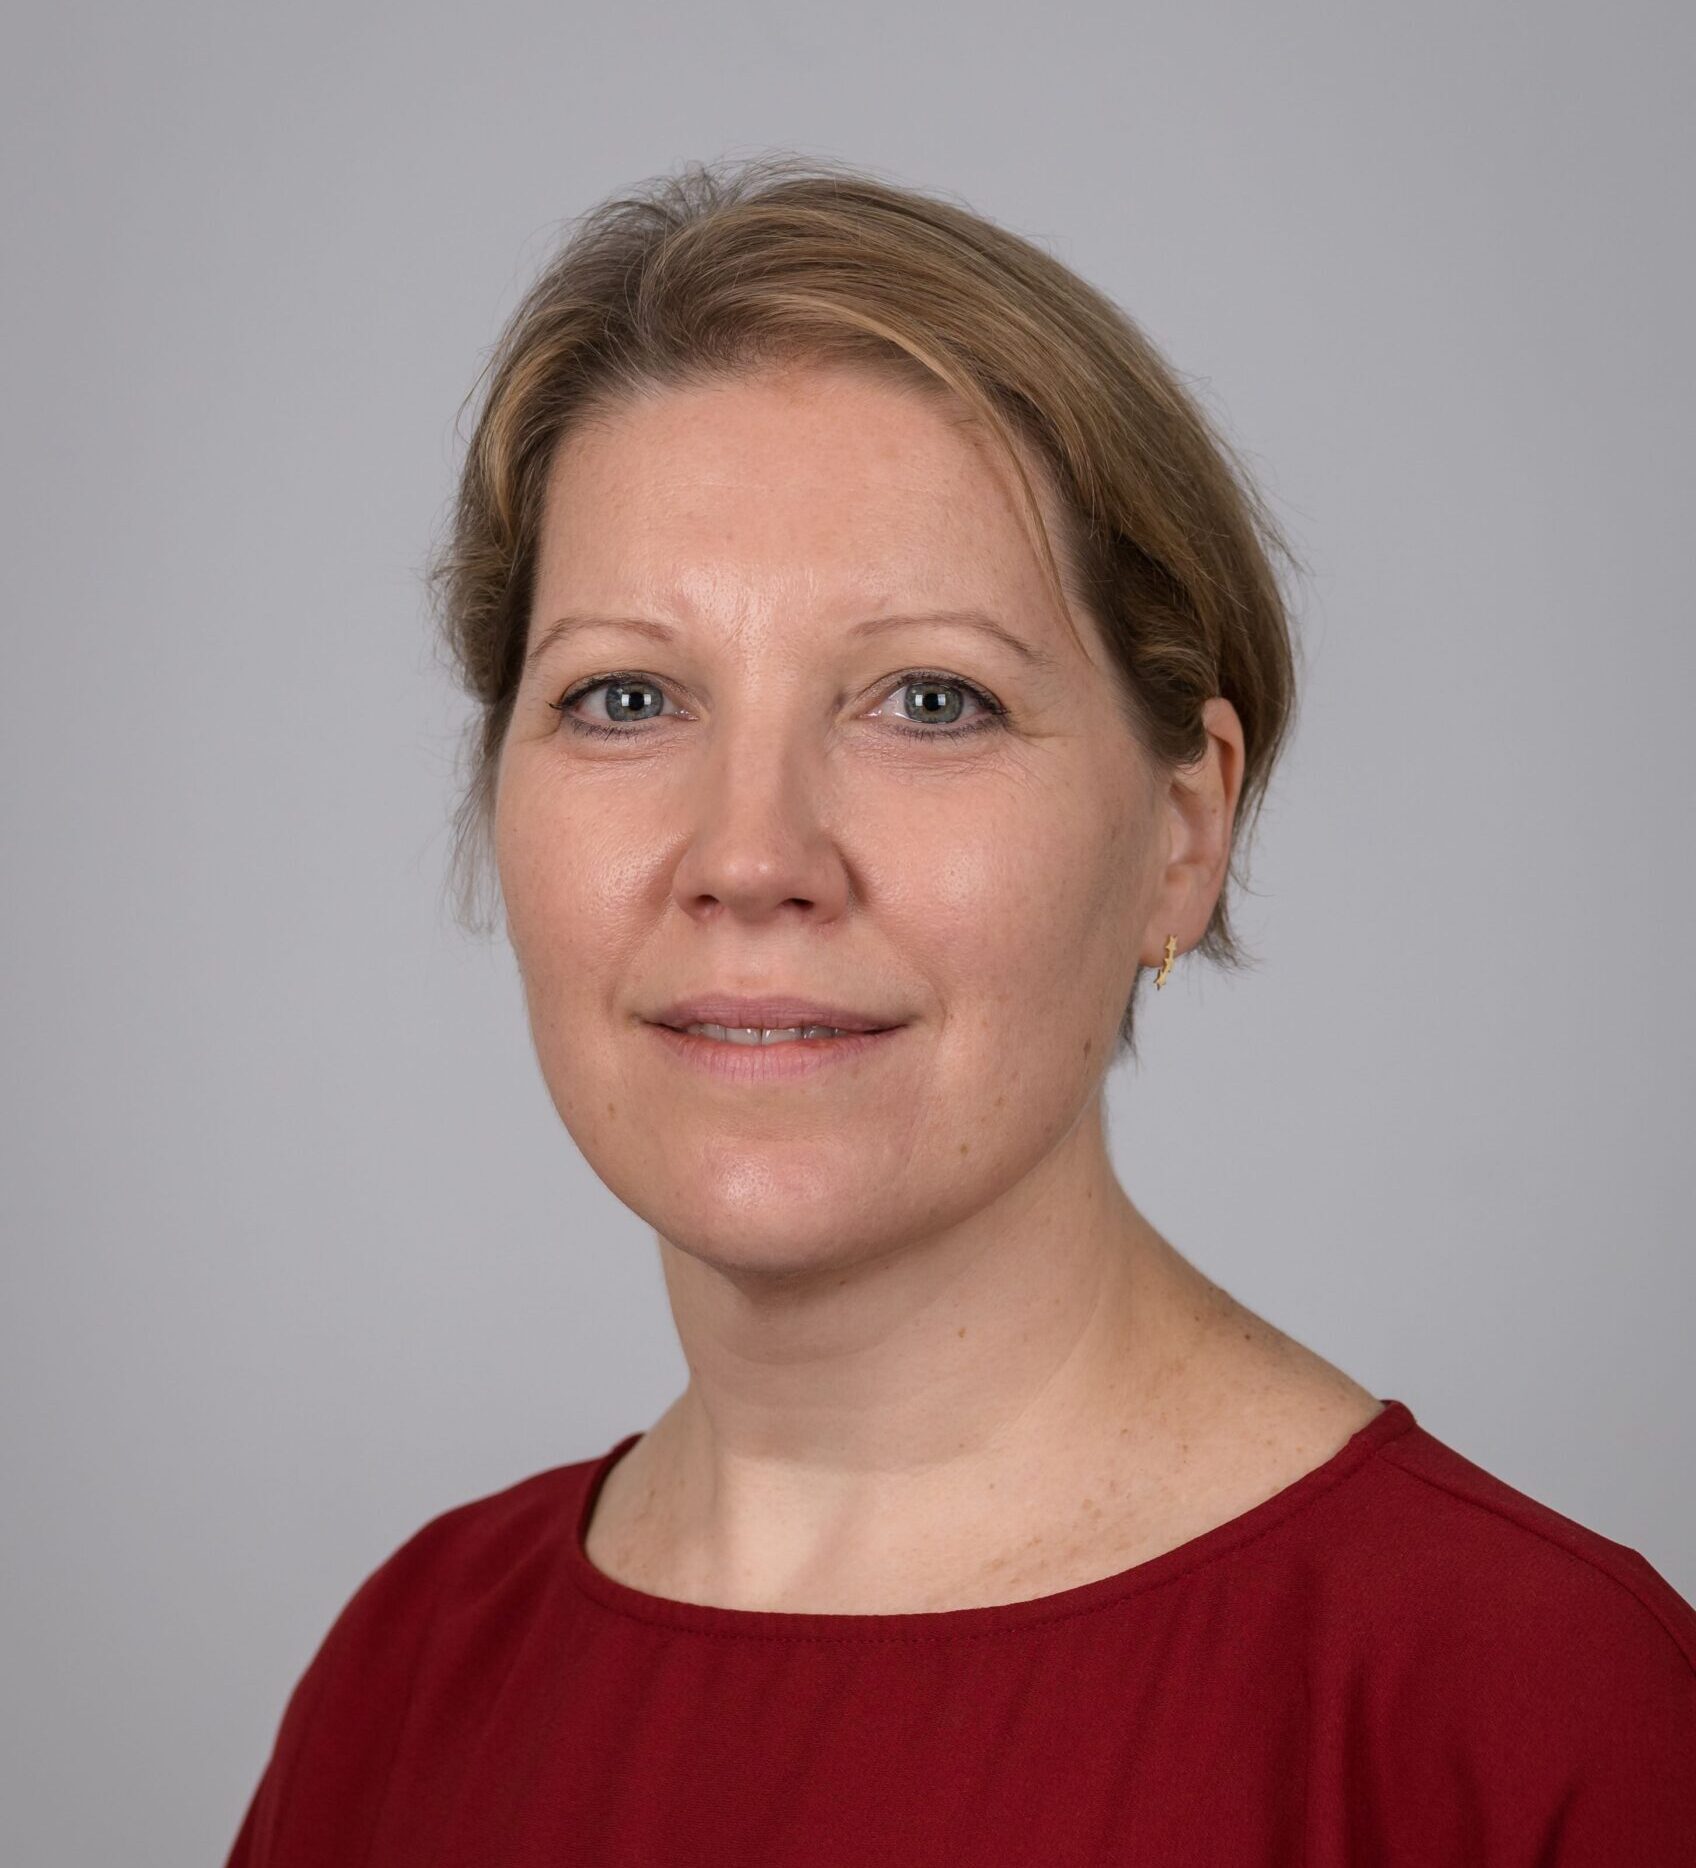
668 719 851 927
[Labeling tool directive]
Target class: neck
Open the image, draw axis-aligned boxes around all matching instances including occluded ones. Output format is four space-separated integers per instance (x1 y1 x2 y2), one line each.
622 1094 1242 1605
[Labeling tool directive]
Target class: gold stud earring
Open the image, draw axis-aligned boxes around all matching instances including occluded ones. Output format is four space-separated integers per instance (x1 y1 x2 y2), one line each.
1153 934 1177 989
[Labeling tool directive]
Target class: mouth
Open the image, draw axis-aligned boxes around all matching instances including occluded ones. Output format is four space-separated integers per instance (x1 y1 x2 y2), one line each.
657 1020 893 1044
645 995 904 1036
643 1019 905 1079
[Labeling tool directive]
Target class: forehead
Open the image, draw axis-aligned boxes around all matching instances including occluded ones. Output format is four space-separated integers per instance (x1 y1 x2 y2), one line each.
534 363 1064 622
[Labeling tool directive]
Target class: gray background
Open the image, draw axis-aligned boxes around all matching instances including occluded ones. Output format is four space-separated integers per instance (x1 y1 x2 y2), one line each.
3 3 1691 1861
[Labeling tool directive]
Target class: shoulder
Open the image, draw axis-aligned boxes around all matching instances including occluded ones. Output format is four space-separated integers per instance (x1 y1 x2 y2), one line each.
225 1451 609 1863
1364 1417 1696 1675
1328 1411 1696 1851
315 1452 602 1653
261 1451 605 1748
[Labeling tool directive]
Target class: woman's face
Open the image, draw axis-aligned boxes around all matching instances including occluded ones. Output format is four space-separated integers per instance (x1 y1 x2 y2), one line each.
495 361 1174 1276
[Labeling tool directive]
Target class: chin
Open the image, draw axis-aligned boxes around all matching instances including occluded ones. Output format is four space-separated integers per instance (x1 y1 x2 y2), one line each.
643 1183 925 1281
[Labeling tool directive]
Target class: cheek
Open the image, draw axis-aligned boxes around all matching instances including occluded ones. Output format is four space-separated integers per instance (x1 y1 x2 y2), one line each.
496 746 1139 1083
497 780 647 1150
903 780 1132 1022
497 767 650 991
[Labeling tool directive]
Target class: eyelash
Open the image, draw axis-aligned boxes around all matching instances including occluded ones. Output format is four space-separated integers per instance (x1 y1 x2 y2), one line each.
547 669 1008 743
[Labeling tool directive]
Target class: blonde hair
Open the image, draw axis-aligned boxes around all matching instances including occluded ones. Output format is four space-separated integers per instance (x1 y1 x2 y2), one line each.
424 153 1301 1058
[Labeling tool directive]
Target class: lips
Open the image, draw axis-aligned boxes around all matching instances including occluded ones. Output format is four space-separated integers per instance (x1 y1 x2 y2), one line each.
647 1018 899 1078
648 995 901 1034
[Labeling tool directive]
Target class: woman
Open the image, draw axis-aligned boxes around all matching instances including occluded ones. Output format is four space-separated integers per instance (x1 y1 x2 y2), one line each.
225 156 1696 1863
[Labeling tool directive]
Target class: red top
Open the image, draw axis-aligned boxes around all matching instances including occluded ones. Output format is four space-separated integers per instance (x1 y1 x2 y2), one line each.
223 1398 1696 1864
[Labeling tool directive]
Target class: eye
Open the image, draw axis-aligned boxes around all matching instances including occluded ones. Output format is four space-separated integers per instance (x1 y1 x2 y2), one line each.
547 668 1007 741
868 670 1006 740
549 673 684 740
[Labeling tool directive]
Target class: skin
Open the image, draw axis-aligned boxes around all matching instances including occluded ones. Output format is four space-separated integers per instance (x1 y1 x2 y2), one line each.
494 358 1382 1613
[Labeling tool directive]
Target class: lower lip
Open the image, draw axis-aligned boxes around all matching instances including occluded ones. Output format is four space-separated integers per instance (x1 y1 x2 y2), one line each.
644 1022 904 1081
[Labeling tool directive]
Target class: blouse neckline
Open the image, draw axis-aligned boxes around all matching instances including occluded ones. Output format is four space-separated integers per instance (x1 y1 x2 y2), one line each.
562 1396 1420 1641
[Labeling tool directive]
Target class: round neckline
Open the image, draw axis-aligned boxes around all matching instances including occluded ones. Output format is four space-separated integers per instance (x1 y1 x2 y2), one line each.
563 1397 1420 1640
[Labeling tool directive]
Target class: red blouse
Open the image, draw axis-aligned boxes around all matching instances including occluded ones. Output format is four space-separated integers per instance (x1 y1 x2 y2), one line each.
223 1398 1696 1863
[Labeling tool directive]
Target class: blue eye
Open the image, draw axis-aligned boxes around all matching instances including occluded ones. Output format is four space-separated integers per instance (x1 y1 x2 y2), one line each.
875 672 1005 739
549 674 675 738
548 670 1006 742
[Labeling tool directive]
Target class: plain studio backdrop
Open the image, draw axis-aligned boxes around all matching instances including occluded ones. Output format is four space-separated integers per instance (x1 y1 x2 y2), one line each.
3 3 1691 1861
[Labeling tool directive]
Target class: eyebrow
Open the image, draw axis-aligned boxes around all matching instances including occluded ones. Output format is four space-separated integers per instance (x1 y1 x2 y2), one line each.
521 608 1062 682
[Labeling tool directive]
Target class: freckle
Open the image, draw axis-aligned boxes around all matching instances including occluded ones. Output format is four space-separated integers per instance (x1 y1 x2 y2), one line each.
957 1326 967 1338
959 1141 969 1154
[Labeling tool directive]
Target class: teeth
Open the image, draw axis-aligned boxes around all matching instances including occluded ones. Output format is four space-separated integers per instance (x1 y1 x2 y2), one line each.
682 1023 853 1043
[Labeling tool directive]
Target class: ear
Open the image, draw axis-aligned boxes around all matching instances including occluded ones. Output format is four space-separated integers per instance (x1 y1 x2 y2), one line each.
1137 697 1246 969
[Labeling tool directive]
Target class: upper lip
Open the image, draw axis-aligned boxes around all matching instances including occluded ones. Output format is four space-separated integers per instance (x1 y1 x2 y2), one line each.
647 995 903 1033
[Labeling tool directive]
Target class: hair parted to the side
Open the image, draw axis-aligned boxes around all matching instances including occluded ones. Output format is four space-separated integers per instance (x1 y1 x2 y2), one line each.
422 152 1303 1063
